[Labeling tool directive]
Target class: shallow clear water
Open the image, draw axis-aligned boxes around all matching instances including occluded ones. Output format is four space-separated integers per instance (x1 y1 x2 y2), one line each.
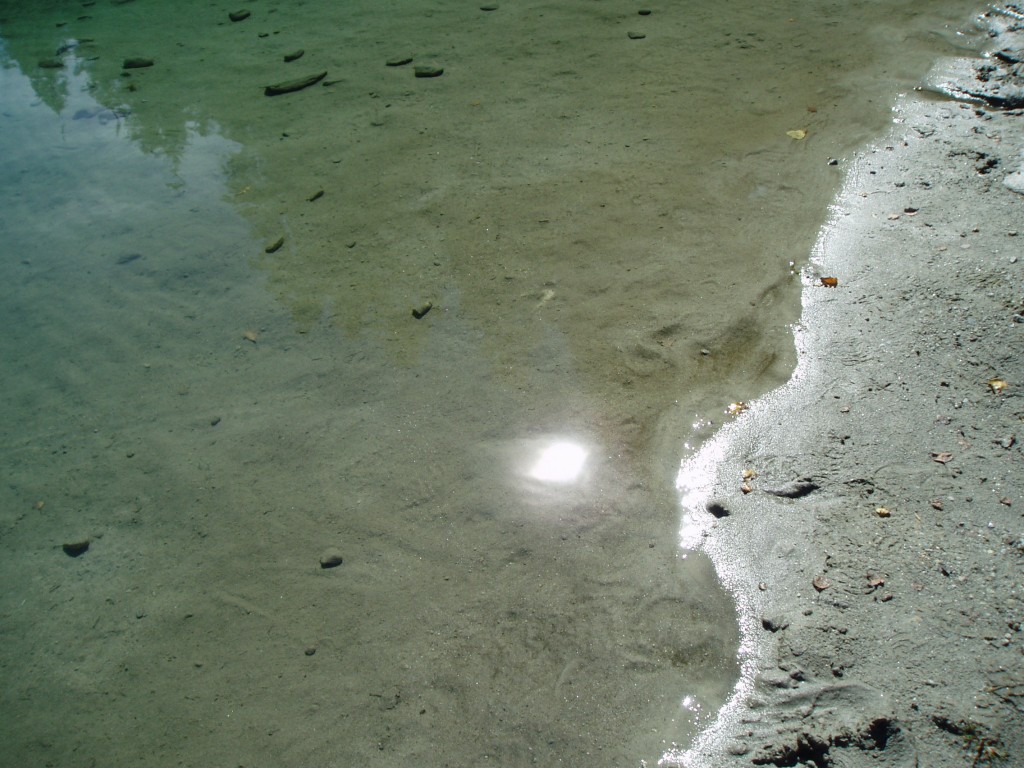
0 1 982 765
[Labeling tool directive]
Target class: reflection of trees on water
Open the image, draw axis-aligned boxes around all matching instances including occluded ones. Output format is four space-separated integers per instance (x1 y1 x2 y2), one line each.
0 6 225 167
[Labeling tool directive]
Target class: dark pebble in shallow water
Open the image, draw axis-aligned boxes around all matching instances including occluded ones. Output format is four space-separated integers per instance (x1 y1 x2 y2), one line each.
319 549 344 569
264 71 327 96
229 9 250 22
122 57 154 69
386 55 413 67
414 65 444 78
627 30 646 39
284 49 304 63
39 58 64 69
62 539 90 557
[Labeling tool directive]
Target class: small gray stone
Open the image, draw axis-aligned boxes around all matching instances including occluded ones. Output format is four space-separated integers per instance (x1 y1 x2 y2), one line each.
761 615 790 633
1004 170 1024 195
319 549 344 569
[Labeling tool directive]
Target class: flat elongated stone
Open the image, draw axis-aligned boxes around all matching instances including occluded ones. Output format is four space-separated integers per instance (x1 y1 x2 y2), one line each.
264 71 327 96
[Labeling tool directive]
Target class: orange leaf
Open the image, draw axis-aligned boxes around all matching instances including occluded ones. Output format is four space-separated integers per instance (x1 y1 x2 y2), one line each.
820 276 839 288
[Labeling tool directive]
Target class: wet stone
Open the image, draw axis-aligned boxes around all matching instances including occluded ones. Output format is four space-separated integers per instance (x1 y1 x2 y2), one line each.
706 499 731 518
62 538 90 557
762 615 790 633
414 65 444 78
764 479 819 498
319 549 344 569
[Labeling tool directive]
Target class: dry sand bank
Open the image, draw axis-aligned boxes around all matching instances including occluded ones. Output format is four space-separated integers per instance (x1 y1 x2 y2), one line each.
676 7 1024 767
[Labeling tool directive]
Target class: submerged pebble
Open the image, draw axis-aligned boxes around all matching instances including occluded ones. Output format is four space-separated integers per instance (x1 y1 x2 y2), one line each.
264 71 327 96
62 538 90 557
319 549 344 569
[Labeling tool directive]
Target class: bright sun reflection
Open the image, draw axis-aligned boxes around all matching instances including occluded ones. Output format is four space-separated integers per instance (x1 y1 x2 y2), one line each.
529 441 588 483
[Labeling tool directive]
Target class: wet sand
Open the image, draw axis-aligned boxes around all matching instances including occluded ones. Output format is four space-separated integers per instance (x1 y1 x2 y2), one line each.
674 8 1024 766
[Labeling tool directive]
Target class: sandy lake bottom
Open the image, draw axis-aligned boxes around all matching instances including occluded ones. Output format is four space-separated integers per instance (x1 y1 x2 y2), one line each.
0 1 996 765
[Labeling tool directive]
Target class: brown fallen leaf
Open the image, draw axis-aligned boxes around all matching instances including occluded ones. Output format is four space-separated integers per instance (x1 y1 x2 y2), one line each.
820 276 839 288
740 482 753 494
875 506 891 518
1000 497 1012 506
243 330 259 343
787 129 807 140
988 378 1009 394
931 451 953 464
866 574 885 588
812 575 832 592
930 499 944 510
